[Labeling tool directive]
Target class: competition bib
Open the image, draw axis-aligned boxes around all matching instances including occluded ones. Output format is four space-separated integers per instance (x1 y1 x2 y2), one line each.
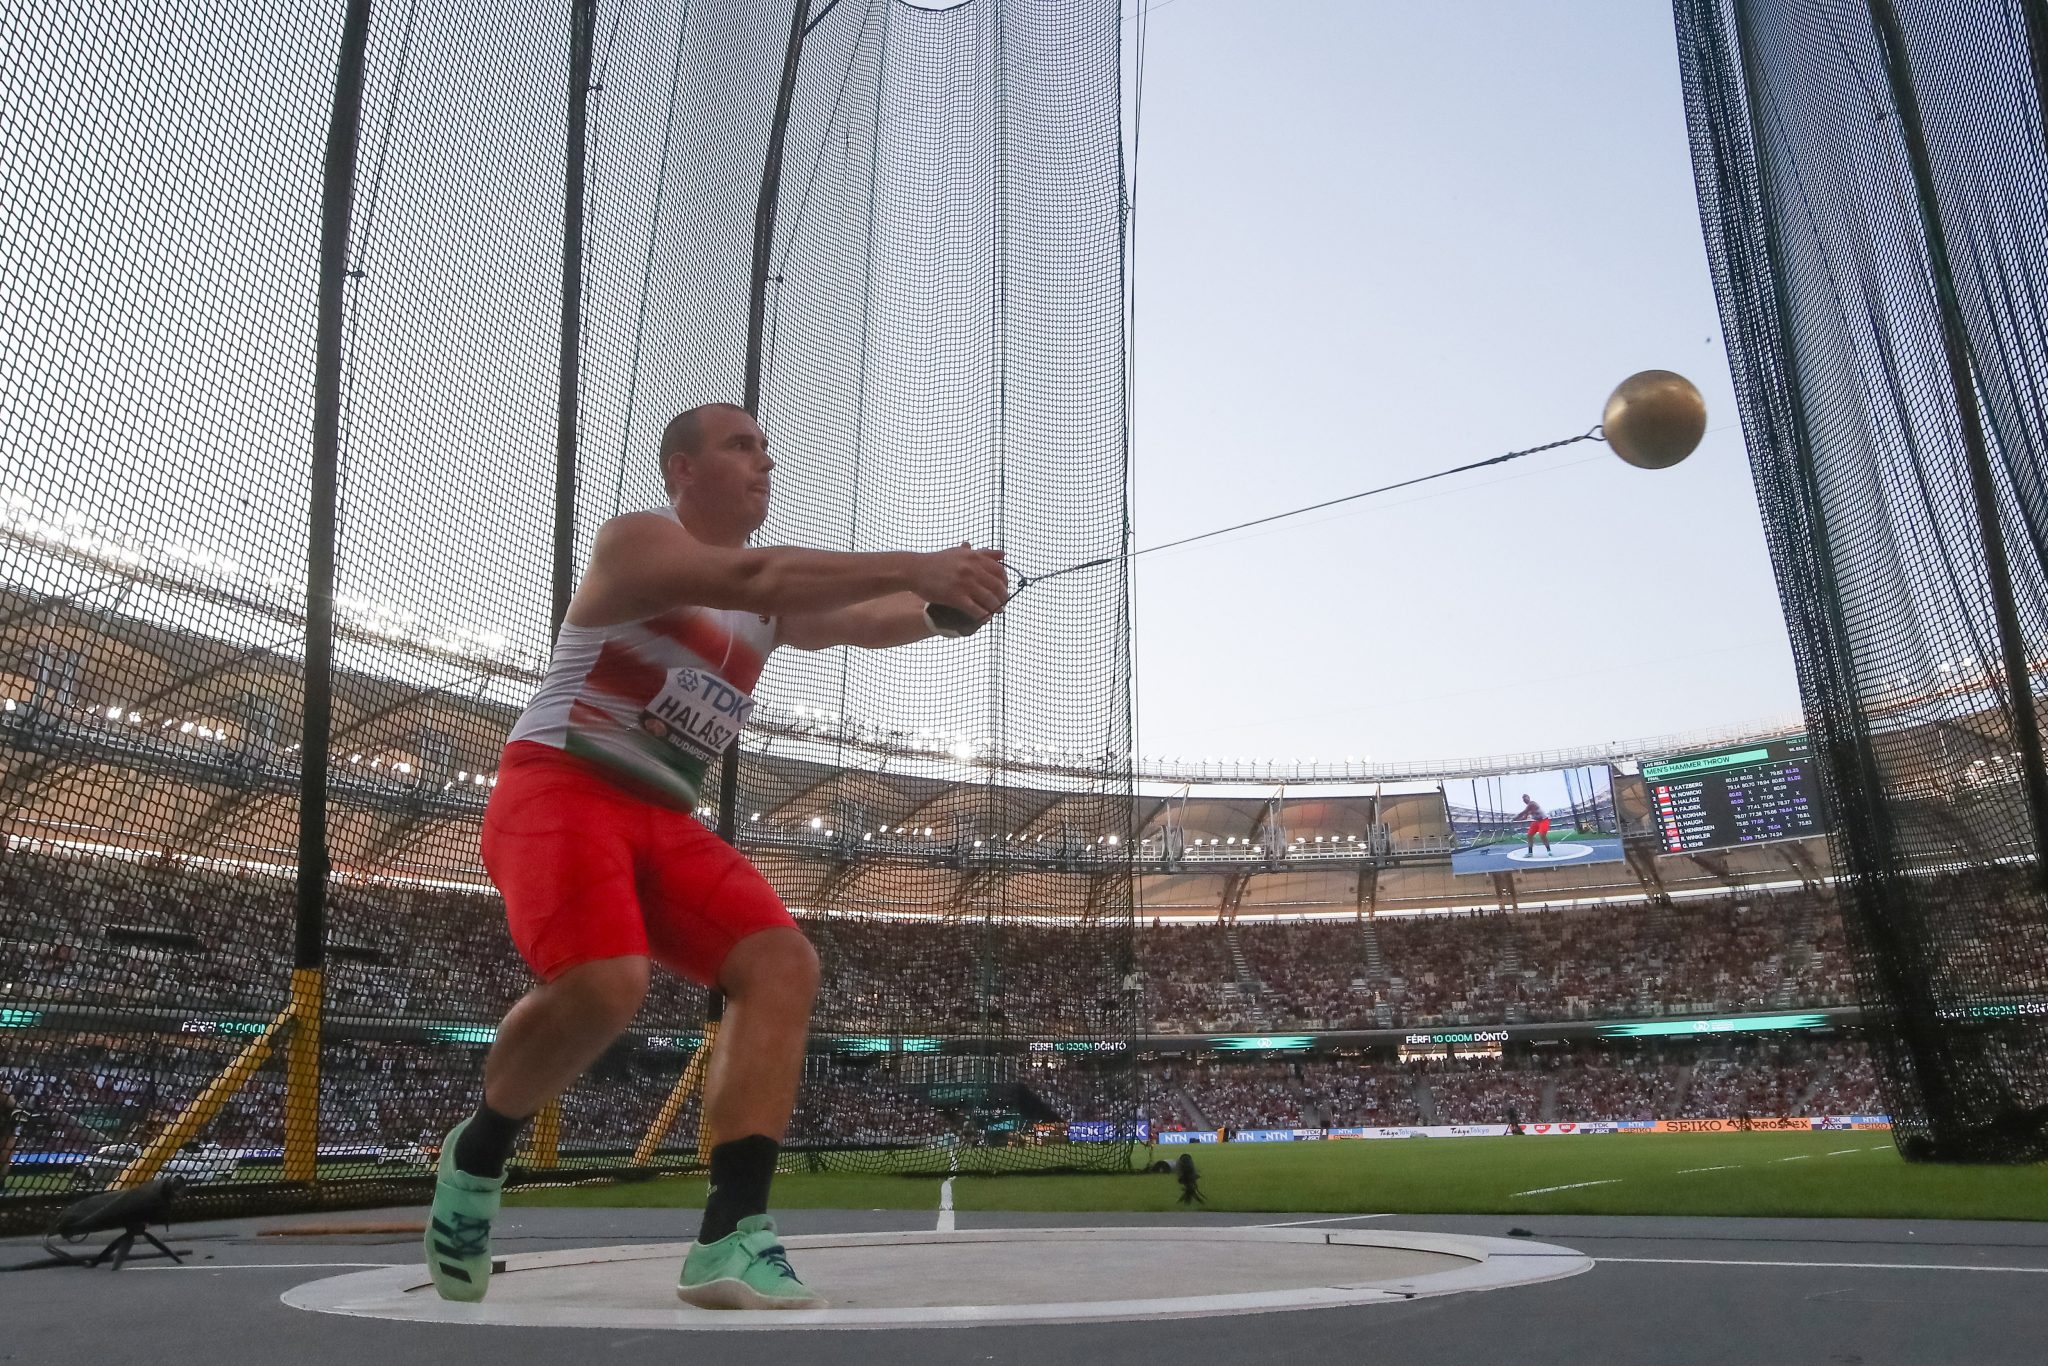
637 666 753 762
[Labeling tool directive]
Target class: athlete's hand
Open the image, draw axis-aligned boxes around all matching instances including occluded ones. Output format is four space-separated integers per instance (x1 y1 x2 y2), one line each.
914 543 1009 619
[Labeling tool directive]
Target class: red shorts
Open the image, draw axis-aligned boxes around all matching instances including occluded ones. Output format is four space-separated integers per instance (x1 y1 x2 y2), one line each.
481 739 796 986
1528 818 1552 836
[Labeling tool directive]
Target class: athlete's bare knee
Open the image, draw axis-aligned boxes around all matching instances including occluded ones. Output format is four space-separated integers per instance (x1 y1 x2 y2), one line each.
550 955 650 1032
720 928 818 1009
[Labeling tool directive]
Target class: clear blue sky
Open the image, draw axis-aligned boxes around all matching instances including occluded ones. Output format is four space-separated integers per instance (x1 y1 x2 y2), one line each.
1122 0 1801 766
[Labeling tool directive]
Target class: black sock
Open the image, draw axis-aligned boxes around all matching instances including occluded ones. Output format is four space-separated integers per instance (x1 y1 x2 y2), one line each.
452 1100 529 1179
698 1134 780 1244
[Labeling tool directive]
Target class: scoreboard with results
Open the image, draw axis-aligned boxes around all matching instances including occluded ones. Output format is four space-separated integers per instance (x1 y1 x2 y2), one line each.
1642 735 1826 854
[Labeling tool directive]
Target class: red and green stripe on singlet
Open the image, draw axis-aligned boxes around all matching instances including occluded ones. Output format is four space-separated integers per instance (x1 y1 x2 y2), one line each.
510 603 775 811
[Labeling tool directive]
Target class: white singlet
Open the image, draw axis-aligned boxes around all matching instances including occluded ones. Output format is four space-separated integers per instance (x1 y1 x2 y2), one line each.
507 507 777 811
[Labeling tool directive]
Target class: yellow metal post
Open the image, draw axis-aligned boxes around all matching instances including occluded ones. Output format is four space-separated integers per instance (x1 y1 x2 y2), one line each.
114 1006 293 1188
525 1099 562 1170
693 1019 722 1164
632 1029 717 1166
282 966 322 1182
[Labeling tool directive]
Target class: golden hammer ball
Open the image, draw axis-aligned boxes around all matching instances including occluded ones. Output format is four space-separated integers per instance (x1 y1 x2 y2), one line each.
1602 369 1708 470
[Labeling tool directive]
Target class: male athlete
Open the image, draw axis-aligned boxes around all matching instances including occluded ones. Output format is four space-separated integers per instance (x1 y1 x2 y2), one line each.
1510 793 1551 858
425 403 1008 1309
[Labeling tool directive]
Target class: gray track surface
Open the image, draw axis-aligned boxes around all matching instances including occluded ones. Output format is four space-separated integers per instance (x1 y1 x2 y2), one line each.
5 1206 2045 1365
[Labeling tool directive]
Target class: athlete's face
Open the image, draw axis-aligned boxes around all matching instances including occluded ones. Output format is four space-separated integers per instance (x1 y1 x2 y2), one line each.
671 408 773 538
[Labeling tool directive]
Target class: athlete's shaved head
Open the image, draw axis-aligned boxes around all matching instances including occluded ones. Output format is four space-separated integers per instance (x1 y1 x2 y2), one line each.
659 402 753 492
659 403 774 543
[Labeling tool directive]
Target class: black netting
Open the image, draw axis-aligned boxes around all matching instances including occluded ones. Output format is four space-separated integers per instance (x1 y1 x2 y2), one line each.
594 0 1139 1173
0 0 1132 1232
1675 0 2048 1160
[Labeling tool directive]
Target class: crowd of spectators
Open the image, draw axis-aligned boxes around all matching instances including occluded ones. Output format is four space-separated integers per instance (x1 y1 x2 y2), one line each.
1675 1040 1887 1118
1684 1049 1816 1119
1142 891 1866 1031
0 849 550 1025
1020 1064 1138 1125
1297 1059 1421 1126
0 847 1137 1036
0 1035 1893 1190
1105 1046 1874 1132
786 1062 951 1146
0 842 1916 1039
0 842 1919 1179
1802 1044 1881 1115
1234 923 1378 1030
1177 1061 1305 1129
1135 925 1244 1033
0 1036 479 1157
1374 892 1835 1025
1417 1058 1550 1125
1680 1040 1881 1119
804 918 1130 1035
0 853 299 1014
1802 913 1861 1006
1548 1052 1671 1121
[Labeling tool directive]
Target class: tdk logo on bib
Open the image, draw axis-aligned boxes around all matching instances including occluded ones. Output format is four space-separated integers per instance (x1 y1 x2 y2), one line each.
641 667 754 761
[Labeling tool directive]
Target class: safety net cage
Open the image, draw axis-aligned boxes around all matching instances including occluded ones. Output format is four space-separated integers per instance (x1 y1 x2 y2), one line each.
1676 0 2048 1159
0 0 1135 1231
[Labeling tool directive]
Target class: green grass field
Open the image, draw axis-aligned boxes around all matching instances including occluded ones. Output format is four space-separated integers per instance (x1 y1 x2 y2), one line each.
503 1131 2048 1222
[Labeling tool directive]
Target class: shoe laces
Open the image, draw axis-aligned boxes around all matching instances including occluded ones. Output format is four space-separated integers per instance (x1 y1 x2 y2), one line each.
439 1211 492 1260
755 1241 799 1280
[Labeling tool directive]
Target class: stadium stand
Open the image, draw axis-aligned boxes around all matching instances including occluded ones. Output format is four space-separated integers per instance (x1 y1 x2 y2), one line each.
1417 1059 1551 1126
0 843 1878 1033
1298 1059 1423 1127
1178 1060 1306 1130
1 835 1894 1187
1548 1050 1674 1122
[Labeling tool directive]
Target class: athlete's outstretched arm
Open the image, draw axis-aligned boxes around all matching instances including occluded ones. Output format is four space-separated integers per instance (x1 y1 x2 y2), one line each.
778 593 971 651
571 513 1004 628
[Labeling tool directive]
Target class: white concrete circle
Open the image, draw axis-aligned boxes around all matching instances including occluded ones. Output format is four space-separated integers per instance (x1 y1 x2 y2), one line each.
1503 842 1599 863
283 1226 1590 1330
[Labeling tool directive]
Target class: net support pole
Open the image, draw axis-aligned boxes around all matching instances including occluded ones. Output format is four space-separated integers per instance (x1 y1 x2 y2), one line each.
552 0 597 639
282 966 322 1183
692 1017 724 1164
703 0 815 1137
631 1028 718 1165
2024 0 2048 151
1867 0 2048 886
116 1011 295 1189
503 0 596 1183
741 0 812 416
288 0 374 1187
720 0 813 830
523 1101 562 1170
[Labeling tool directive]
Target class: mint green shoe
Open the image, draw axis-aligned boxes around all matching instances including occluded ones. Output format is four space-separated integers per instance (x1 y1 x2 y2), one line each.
677 1214 825 1310
423 1118 504 1302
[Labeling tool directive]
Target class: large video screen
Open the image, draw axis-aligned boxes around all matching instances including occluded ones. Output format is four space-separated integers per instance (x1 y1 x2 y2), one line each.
1449 766 1623 875
1642 735 1826 854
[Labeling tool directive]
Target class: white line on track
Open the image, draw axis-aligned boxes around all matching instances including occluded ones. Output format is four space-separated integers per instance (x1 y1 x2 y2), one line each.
1775 1154 1813 1162
1596 1257 2048 1275
1827 1148 1861 1156
1676 1165 1740 1174
1868 1144 1890 1151
1511 1180 1621 1197
1254 1213 1397 1228
936 1176 955 1233
129 1269 399 1277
